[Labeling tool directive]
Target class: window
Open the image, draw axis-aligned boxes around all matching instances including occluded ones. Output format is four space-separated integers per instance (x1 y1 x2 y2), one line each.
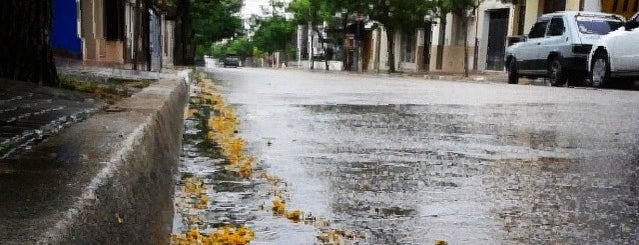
548 17 565 36
577 18 623 34
529 20 548 38
627 13 639 30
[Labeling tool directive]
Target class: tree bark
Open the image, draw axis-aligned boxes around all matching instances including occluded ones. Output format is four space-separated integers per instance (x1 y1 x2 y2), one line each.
143 0 151 71
133 0 141 70
309 21 314 70
174 0 193 66
462 12 469 77
341 14 348 71
436 14 447 70
0 1 58 86
313 26 329 71
386 28 396 73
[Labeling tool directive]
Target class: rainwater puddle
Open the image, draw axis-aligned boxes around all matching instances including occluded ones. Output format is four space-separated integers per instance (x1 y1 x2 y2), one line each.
171 75 327 244
201 67 639 244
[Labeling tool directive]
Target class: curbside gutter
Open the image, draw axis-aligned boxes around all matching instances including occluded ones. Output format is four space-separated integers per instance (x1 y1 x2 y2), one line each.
0 71 190 244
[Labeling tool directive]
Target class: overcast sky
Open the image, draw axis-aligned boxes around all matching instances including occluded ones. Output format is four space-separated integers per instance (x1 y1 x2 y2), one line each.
241 0 291 18
241 0 269 17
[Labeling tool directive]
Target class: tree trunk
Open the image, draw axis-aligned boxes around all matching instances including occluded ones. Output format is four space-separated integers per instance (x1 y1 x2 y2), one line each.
0 1 58 86
313 26 329 71
436 15 447 70
341 14 348 71
309 21 314 70
386 28 396 73
309 0 317 70
462 13 469 77
133 0 141 70
143 0 151 71
174 0 193 66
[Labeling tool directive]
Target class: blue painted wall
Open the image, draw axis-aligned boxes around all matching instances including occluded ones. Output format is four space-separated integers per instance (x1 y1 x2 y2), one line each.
51 0 82 57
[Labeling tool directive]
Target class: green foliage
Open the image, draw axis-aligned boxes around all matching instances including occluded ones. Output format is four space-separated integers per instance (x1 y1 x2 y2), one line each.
437 0 477 15
209 37 254 59
363 0 437 32
288 0 336 25
287 0 312 24
252 47 264 58
226 37 253 58
210 44 226 59
252 16 295 53
191 0 244 58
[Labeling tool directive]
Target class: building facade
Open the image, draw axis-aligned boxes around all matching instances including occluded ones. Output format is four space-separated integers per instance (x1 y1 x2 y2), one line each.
51 0 174 70
51 0 83 58
299 0 637 74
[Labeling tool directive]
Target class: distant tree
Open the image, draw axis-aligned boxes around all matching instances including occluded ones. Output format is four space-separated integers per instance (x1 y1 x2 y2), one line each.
363 0 436 73
289 0 358 70
210 43 226 59
262 0 287 17
226 37 253 60
437 0 483 77
289 0 326 70
174 0 194 65
173 0 244 64
252 16 295 54
0 1 58 85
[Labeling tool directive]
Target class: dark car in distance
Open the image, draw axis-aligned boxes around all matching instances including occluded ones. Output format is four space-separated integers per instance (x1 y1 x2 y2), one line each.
223 56 240 68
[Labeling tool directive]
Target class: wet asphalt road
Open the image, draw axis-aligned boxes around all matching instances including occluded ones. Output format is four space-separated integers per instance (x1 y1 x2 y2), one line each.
195 67 638 244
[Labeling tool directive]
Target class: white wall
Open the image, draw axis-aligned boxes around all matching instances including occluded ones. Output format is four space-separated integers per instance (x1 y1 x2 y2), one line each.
583 0 601 12
477 0 513 71
162 19 174 68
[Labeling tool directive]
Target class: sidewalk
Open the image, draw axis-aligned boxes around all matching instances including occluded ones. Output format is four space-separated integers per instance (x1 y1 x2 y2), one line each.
289 65 509 83
418 70 508 83
0 65 190 244
0 78 103 158
0 65 188 159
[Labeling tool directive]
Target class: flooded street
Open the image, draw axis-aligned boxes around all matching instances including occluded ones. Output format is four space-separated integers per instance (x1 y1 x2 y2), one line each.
174 68 639 244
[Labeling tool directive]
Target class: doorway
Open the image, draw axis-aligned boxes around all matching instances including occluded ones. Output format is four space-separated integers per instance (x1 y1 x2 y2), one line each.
486 9 509 71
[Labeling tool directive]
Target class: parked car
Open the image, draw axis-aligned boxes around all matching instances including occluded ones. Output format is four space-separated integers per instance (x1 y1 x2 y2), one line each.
505 11 624 86
223 56 240 68
589 12 639 88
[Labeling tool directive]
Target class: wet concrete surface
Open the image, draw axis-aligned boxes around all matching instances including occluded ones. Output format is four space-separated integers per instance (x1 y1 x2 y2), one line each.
0 79 103 158
0 77 187 244
186 67 638 244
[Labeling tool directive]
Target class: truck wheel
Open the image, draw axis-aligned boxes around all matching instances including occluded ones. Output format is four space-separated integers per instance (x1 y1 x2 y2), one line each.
508 59 519 84
591 52 610 88
548 58 567 87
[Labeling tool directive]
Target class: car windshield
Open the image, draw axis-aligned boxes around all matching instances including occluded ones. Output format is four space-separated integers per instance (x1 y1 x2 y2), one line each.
576 17 623 35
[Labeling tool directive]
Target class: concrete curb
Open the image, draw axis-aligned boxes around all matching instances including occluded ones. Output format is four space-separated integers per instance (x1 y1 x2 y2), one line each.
0 71 190 244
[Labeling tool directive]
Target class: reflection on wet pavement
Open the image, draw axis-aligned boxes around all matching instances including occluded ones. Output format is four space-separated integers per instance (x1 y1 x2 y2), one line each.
192 68 638 244
172 74 357 245
0 80 101 158
171 75 258 244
